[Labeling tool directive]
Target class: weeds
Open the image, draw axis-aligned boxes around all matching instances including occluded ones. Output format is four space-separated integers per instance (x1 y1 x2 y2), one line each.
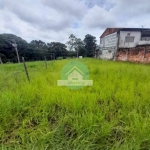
0 59 150 149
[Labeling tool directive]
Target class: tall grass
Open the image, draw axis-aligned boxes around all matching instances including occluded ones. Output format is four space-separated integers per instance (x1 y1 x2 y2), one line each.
0 59 150 149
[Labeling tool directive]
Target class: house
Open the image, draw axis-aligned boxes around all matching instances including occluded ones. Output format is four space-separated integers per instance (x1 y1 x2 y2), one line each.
99 28 150 63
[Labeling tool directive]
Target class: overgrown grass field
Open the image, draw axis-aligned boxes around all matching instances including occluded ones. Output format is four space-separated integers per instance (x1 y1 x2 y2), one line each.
0 59 150 150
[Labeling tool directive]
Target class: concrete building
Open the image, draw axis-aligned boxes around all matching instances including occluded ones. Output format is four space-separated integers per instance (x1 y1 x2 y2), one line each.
99 28 150 63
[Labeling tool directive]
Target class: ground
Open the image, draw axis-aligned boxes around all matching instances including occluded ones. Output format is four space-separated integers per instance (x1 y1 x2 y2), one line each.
0 58 150 150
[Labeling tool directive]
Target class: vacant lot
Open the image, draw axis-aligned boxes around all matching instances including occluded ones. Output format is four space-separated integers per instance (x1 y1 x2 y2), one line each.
0 59 150 150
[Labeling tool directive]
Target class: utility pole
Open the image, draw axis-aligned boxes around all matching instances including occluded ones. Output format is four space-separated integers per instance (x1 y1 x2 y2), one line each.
12 42 20 63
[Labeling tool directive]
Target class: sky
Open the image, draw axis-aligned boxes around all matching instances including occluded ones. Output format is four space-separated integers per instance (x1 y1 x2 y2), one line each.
0 0 150 44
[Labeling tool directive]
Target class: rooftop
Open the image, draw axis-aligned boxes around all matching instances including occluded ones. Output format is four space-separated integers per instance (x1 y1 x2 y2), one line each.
100 28 150 38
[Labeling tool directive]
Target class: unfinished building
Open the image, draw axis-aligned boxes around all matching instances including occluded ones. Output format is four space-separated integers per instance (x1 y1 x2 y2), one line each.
99 28 150 63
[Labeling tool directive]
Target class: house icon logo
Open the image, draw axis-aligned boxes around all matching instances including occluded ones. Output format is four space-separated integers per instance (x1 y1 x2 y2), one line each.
57 61 93 90
66 66 84 80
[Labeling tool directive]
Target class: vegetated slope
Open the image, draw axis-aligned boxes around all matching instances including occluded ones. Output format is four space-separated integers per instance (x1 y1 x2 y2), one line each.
0 34 28 63
0 59 150 150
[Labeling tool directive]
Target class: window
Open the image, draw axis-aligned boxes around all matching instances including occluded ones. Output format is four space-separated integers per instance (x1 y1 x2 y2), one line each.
125 36 135 42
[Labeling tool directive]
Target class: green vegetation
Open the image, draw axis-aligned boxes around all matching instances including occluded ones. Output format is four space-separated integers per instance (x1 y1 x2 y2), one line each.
0 59 150 149
0 33 97 63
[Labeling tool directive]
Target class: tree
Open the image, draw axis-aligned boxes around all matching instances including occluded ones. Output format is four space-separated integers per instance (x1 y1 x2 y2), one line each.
0 34 28 63
83 34 97 57
66 34 77 51
67 34 85 57
75 38 85 57
68 51 76 58
78 46 86 57
26 40 48 61
47 42 68 59
0 53 4 64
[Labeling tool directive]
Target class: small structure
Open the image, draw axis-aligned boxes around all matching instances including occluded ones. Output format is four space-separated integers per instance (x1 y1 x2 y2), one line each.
99 28 150 63
79 56 83 59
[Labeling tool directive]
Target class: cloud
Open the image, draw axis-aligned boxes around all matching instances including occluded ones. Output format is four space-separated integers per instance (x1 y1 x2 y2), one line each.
82 5 116 29
82 0 104 8
42 0 87 19
108 0 150 22
0 0 150 44
1 0 77 31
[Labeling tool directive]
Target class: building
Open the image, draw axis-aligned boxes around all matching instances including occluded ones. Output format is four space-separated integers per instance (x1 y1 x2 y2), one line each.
99 28 150 63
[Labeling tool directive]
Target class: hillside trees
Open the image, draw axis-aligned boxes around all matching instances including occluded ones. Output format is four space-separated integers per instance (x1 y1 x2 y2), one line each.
0 34 28 62
0 33 98 62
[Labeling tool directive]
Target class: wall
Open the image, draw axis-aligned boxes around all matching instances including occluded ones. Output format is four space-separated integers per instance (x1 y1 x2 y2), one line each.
116 46 150 63
99 32 118 59
100 37 105 47
100 32 117 48
119 31 141 48
100 49 115 59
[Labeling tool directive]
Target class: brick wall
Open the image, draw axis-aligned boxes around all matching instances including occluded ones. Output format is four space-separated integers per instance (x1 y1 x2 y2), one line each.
116 46 150 63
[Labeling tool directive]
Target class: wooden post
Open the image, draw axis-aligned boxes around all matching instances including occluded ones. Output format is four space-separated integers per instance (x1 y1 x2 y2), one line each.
44 56 47 69
12 43 20 63
0 56 3 64
22 57 30 83
15 47 20 63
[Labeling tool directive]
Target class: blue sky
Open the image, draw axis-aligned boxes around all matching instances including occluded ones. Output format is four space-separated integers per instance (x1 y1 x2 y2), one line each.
0 0 150 44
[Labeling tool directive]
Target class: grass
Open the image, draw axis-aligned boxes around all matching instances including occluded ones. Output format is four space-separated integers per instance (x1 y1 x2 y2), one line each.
0 58 150 150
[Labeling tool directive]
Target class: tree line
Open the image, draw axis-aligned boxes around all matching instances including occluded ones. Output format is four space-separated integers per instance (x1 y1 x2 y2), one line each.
0 33 98 63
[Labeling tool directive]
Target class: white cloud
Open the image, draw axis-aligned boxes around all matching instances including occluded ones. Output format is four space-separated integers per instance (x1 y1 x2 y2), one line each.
0 0 150 44
107 0 150 24
42 0 87 19
82 5 116 29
